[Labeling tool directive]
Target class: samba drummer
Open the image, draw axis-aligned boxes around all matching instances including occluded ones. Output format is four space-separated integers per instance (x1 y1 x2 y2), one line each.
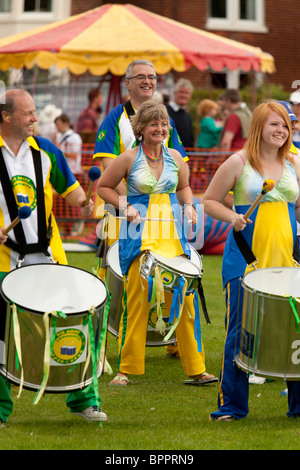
97 100 217 386
203 101 300 421
0 89 106 424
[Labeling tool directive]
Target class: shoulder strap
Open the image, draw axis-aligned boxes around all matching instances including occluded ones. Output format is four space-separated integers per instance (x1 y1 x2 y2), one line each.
31 140 48 247
0 146 27 245
0 139 50 257
233 230 257 266
124 100 135 118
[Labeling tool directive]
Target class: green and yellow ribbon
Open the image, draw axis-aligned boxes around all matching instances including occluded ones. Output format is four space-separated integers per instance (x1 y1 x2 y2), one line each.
33 310 67 405
288 297 300 333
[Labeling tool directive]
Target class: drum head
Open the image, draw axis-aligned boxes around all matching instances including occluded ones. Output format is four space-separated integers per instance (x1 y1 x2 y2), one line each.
0 264 107 315
190 246 202 270
243 267 300 298
153 251 200 276
108 242 201 277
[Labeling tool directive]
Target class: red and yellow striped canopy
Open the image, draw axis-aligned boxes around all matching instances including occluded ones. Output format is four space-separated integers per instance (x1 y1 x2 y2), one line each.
0 3 275 76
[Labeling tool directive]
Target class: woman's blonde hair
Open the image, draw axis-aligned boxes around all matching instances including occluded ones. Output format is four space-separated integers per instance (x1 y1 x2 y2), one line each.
244 101 293 175
130 100 170 141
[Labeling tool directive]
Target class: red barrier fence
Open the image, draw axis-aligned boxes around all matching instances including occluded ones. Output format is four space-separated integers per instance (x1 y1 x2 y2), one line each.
52 146 231 243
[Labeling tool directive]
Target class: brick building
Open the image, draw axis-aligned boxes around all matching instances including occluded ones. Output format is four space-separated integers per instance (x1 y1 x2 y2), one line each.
70 0 300 93
0 1 297 93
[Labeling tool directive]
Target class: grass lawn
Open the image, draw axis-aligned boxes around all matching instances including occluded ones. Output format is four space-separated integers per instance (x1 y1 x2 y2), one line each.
1 250 300 451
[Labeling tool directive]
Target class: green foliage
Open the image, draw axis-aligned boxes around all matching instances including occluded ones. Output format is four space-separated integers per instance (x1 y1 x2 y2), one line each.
190 83 291 137
0 251 299 451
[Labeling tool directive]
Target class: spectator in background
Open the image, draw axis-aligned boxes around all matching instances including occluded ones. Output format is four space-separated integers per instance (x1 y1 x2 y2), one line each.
54 113 84 236
167 79 194 148
219 89 252 150
196 99 223 149
161 89 170 106
77 88 103 144
54 114 82 177
38 104 62 140
289 90 300 149
216 93 230 126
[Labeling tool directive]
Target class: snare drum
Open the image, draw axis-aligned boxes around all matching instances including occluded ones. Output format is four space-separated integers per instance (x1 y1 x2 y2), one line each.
105 241 202 347
140 249 202 294
236 267 300 380
0 264 108 392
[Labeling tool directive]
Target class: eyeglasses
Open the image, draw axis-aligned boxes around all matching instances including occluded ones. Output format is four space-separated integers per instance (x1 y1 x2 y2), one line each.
127 74 157 81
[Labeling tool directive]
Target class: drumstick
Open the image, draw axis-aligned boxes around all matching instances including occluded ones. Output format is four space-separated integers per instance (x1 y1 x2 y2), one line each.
117 217 177 222
3 206 32 235
243 179 275 220
84 166 101 205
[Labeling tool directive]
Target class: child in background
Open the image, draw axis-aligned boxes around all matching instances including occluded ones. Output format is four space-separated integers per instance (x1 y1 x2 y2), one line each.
196 99 223 149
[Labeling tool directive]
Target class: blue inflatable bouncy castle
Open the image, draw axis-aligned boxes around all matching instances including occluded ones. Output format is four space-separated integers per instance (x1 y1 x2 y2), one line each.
184 196 231 255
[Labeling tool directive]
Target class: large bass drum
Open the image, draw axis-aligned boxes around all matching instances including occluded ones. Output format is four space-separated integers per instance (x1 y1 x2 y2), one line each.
0 264 108 392
236 267 300 380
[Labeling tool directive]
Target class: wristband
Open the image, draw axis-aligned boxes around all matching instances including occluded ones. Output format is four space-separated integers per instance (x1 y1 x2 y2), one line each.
122 203 131 213
184 203 196 210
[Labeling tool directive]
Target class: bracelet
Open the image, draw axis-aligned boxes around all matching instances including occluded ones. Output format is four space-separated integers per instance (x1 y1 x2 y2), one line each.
184 203 196 210
122 203 131 213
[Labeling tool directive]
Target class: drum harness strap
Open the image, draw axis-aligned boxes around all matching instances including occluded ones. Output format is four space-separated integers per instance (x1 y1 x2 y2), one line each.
96 100 135 265
233 229 300 267
0 140 53 266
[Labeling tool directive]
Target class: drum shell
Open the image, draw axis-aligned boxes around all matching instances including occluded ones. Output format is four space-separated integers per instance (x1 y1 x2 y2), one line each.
105 242 181 346
105 257 124 340
0 264 107 393
140 251 201 294
236 269 300 380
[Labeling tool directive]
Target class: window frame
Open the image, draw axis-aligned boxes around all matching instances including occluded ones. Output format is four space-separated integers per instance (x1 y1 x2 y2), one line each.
206 0 268 33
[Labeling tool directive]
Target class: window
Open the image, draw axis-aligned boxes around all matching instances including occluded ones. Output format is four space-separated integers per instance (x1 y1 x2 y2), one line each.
207 0 267 33
240 0 255 20
24 0 52 12
0 0 11 12
210 0 226 18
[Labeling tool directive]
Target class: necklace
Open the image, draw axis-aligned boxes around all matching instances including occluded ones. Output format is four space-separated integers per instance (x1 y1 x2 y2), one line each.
142 143 163 164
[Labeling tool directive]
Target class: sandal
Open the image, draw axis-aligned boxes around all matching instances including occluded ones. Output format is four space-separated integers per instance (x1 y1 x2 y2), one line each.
109 373 129 386
184 372 218 385
215 415 236 422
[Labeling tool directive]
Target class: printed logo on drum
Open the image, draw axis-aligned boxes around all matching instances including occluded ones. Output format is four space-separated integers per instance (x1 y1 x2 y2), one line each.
161 270 175 287
11 175 37 211
148 304 171 330
51 328 86 365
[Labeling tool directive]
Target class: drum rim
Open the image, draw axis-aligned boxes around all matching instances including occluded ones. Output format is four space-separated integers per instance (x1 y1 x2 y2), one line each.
141 250 201 278
108 241 202 271
0 263 108 316
242 266 300 299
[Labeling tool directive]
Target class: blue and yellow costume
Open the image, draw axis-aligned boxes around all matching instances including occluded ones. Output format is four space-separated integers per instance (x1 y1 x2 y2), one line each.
211 155 300 420
93 101 188 280
116 143 205 376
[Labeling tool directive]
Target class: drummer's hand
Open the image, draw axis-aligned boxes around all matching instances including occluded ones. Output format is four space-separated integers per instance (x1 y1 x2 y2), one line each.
124 204 141 224
184 204 198 225
231 213 251 231
0 227 8 245
80 199 94 218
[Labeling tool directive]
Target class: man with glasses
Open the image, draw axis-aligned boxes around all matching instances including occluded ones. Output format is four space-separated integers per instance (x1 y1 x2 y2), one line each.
94 60 187 186
93 60 188 280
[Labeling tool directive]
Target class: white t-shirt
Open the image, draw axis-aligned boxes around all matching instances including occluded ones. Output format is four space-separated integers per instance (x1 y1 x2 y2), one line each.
55 129 82 175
